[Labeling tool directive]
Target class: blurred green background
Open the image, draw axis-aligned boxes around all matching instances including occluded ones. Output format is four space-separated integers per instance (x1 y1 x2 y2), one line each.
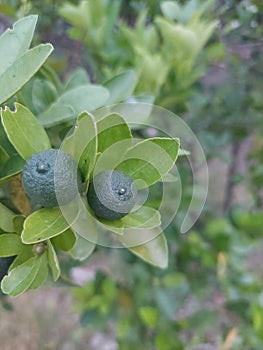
0 0 262 349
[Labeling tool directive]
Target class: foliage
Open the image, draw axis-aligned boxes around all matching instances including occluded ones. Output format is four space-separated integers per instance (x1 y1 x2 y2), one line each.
0 1 262 349
0 14 182 296
59 0 217 111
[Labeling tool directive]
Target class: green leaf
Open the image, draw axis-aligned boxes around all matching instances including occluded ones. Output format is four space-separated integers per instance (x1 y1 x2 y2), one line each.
38 84 109 127
160 1 182 22
64 68 90 91
0 15 37 75
37 104 74 127
9 246 34 270
0 120 17 156
28 253 48 290
97 113 132 153
98 218 124 235
122 231 168 268
70 234 96 261
0 154 25 185
62 112 97 181
0 103 51 160
117 137 180 189
0 234 24 257
22 206 79 244
13 215 26 234
69 200 99 243
121 206 161 229
0 43 54 104
47 240 60 281
139 306 159 328
94 138 132 174
0 145 9 165
1 256 42 296
104 70 137 104
0 202 15 232
51 229 76 252
58 85 109 114
32 78 58 114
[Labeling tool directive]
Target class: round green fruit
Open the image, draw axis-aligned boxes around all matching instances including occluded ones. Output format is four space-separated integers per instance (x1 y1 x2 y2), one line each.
22 149 82 208
87 170 137 220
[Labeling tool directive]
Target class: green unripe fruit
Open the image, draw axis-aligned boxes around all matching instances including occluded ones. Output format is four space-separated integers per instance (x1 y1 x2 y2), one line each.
22 149 82 208
87 170 137 220
0 256 15 284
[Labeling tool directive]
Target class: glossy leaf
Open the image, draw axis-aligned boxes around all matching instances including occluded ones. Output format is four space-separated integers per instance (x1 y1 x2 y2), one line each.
97 113 132 153
98 218 124 235
22 207 78 244
37 104 74 127
0 120 17 156
47 240 60 281
62 112 97 181
0 154 25 185
1 256 42 296
13 215 26 234
1 103 51 160
9 246 34 270
70 234 96 261
121 206 161 229
0 43 54 104
38 84 109 127
0 202 15 232
94 138 132 174
51 229 76 252
0 145 9 165
28 253 48 290
104 70 137 104
0 15 37 74
117 137 180 189
0 234 24 257
123 231 168 268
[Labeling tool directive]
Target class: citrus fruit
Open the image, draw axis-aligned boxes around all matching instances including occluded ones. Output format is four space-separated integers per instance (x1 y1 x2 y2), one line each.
87 170 137 220
22 149 82 208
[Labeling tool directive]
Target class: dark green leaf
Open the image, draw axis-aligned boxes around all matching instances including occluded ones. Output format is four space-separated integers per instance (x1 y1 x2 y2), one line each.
51 229 76 252
0 154 25 185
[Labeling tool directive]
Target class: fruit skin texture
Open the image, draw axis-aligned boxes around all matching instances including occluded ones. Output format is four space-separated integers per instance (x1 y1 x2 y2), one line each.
22 149 82 208
87 170 137 220
0 256 15 284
